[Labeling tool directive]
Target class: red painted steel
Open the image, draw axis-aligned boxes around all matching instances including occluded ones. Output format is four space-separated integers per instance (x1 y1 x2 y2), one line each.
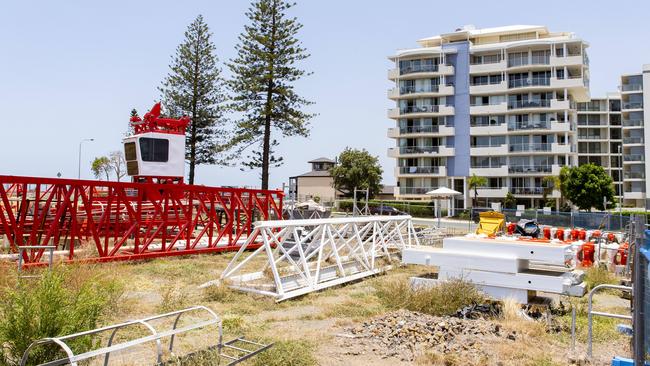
0 175 283 266
129 102 189 135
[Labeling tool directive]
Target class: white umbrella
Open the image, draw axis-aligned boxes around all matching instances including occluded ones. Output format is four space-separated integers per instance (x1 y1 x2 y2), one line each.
426 187 462 227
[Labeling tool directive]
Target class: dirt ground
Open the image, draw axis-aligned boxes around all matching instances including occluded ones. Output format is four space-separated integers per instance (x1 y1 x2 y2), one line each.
7 253 633 366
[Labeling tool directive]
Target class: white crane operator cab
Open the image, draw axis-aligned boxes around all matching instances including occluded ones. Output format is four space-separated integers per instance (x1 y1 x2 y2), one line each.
123 103 190 183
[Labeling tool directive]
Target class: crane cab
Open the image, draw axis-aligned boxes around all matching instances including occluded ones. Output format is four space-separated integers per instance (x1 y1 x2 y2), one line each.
123 103 189 183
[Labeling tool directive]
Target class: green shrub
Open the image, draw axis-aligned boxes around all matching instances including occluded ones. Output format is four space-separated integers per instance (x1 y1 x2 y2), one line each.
252 340 317 366
158 285 189 313
374 277 485 316
0 266 123 366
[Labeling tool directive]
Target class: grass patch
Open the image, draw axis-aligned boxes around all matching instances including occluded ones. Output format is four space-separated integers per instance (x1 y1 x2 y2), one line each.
158 284 189 313
222 316 246 333
202 283 240 303
0 265 123 366
249 340 317 366
584 266 619 292
373 277 485 316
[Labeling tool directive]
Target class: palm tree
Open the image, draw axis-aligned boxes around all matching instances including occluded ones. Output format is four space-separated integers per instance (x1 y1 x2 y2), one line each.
467 174 488 208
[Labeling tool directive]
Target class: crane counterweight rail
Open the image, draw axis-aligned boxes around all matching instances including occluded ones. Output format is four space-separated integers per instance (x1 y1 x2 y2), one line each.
0 175 283 266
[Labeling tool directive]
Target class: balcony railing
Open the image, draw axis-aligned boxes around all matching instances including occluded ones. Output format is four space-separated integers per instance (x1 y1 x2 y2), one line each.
624 172 645 179
471 120 505 127
508 78 550 89
471 164 506 169
531 55 550 65
509 187 545 195
508 143 552 152
507 58 529 68
400 105 440 114
399 146 440 154
621 84 643 92
400 187 437 195
577 120 608 126
399 125 440 134
470 80 503 86
578 135 605 140
399 166 441 174
624 154 645 162
471 143 506 148
400 64 438 75
623 119 644 127
507 121 550 130
623 137 644 144
400 85 440 94
508 165 552 174
508 100 551 109
623 102 643 110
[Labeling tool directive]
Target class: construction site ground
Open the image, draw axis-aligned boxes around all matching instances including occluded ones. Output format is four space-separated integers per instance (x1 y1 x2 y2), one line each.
2 253 631 366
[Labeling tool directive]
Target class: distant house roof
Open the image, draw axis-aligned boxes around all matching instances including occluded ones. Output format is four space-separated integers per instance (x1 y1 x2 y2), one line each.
292 170 332 178
308 157 336 164
380 185 395 195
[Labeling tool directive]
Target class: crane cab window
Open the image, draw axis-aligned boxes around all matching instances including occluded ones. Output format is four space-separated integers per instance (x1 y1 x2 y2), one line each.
139 138 169 162
124 142 137 161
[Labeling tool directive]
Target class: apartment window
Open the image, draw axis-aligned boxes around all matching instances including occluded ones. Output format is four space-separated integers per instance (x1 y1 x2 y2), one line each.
555 46 564 57
470 53 501 65
507 52 528 67
531 50 550 65
556 69 565 80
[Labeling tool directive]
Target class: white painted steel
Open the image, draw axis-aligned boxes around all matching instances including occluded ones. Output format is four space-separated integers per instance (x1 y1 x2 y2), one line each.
218 215 419 301
402 246 526 274
442 237 574 265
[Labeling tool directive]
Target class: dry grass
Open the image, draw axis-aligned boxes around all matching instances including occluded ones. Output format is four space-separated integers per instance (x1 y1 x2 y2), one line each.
373 276 485 316
584 266 619 291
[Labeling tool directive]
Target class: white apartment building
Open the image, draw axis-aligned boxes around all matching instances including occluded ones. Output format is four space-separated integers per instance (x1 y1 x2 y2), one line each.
388 25 589 209
576 94 623 201
620 65 650 208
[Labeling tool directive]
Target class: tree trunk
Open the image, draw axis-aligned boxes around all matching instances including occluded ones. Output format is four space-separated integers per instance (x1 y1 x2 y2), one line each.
261 3 277 190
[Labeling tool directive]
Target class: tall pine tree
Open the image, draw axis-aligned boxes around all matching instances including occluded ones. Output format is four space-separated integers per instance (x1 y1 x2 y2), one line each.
160 15 226 184
228 0 314 189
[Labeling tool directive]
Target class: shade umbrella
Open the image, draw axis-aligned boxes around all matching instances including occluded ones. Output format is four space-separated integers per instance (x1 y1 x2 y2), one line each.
426 187 462 227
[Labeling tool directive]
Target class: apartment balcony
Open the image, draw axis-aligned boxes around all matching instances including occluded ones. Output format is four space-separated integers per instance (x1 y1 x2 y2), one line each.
550 76 584 89
470 166 508 177
624 191 646 200
470 102 507 114
507 77 551 90
387 84 455 100
396 166 447 177
577 134 607 141
508 165 553 175
622 102 644 111
470 123 507 135
507 99 551 111
623 137 644 145
624 171 645 180
623 154 645 163
551 121 571 132
550 55 584 67
388 105 455 119
476 187 508 198
387 64 454 80
508 143 552 153
507 56 551 71
509 187 560 197
552 165 563 175
469 59 507 74
388 145 454 157
507 120 551 132
393 125 455 136
470 144 507 155
622 119 644 129
550 99 571 110
551 143 572 154
469 81 507 94
398 187 437 196
620 84 643 93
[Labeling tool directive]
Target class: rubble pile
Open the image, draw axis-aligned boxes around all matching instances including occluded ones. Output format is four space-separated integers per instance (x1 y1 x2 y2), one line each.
341 309 517 361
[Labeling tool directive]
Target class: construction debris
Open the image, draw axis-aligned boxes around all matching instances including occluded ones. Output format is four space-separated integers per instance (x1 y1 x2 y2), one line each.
339 310 517 362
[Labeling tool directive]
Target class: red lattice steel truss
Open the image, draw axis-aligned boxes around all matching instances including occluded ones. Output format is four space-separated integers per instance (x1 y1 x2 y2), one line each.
0 175 283 266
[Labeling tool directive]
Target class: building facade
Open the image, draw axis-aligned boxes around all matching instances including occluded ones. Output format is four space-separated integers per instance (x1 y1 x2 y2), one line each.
619 66 650 208
576 94 623 201
289 158 339 202
388 25 590 209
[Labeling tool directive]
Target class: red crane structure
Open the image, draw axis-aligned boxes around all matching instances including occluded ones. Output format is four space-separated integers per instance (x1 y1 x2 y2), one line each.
0 104 283 267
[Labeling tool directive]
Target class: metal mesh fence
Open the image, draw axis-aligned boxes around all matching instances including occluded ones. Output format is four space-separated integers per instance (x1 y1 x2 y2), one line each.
638 223 650 363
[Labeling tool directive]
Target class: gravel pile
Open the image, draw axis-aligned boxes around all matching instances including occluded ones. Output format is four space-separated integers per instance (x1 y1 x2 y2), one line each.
340 309 517 361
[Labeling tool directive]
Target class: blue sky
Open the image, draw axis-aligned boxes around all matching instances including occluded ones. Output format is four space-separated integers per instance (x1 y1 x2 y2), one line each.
1 0 648 189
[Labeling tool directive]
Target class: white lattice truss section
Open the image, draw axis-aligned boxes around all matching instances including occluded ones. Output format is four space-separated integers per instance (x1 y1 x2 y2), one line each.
217 215 419 301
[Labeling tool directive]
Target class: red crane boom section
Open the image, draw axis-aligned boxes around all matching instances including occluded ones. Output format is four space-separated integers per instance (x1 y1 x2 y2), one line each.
0 175 283 266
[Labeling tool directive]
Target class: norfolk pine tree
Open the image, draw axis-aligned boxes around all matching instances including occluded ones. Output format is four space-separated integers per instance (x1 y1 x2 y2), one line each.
227 0 314 189
160 15 227 184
